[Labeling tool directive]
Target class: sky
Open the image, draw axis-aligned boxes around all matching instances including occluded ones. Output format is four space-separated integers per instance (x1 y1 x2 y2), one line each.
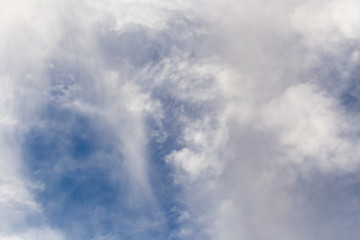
1 0 360 239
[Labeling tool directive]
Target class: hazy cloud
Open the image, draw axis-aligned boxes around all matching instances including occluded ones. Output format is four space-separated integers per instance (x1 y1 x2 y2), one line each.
1 0 360 239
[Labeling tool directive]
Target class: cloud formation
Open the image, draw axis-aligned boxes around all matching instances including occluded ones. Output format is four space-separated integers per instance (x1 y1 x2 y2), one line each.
1 0 360 239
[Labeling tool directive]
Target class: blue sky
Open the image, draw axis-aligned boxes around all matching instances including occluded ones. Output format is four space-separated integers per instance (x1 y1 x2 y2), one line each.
2 0 360 239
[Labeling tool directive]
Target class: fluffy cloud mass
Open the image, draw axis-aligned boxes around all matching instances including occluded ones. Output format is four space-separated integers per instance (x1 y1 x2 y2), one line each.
1 0 360 239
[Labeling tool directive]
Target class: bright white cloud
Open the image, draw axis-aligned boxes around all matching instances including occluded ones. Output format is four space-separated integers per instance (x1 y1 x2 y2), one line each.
261 83 360 172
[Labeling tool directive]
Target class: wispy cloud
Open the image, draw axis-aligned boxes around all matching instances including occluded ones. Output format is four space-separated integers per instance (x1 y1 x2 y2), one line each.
2 0 360 239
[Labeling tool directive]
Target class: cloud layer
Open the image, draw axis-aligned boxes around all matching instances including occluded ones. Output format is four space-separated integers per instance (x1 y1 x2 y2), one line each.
1 0 360 239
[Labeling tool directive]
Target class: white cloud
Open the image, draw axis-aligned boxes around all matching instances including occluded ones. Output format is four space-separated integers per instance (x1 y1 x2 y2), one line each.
155 1 360 239
0 0 64 238
292 0 360 46
2 0 360 239
0 228 63 240
261 83 360 172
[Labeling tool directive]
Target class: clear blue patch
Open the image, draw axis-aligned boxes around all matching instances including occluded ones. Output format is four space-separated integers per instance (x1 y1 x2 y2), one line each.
22 98 177 239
